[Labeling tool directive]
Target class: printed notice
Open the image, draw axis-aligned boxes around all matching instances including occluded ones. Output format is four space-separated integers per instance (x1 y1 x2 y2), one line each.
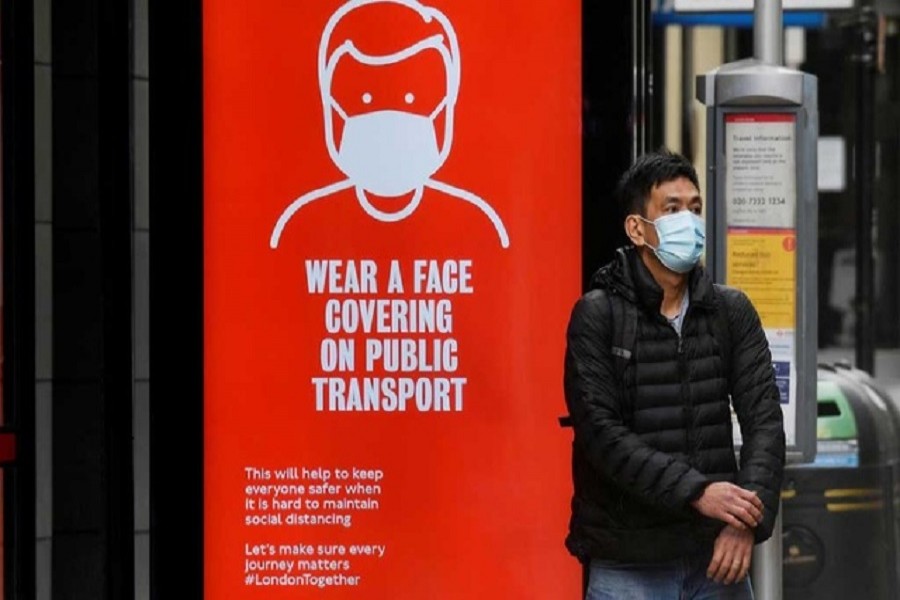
725 113 797 229
242 466 386 588
725 116 799 446
766 329 797 446
306 258 471 414
726 231 796 330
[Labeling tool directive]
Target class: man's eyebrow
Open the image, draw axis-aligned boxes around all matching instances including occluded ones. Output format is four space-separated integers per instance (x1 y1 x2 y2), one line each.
663 195 700 203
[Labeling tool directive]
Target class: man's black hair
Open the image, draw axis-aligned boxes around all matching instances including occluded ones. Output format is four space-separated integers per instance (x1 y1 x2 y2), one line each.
616 149 700 217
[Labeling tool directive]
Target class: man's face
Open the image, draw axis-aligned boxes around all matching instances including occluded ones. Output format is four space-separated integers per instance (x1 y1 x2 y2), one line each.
626 176 702 248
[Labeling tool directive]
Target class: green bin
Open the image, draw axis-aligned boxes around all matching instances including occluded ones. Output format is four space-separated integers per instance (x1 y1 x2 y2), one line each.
781 364 900 599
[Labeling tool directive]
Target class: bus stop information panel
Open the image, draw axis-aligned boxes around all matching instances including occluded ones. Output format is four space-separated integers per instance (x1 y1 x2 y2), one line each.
699 60 818 464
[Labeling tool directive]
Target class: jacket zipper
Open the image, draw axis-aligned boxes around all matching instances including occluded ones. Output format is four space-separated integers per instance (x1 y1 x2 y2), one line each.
678 309 692 464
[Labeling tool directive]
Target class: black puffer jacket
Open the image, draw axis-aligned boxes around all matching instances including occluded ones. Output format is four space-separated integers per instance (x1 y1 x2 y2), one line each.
564 247 785 563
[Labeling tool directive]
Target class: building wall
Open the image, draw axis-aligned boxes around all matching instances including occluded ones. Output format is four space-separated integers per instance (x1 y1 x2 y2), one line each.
32 0 147 596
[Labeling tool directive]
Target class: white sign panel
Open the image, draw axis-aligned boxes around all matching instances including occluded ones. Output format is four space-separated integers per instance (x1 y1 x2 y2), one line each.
817 136 846 192
725 113 797 229
732 329 796 446
675 0 853 10
725 113 800 450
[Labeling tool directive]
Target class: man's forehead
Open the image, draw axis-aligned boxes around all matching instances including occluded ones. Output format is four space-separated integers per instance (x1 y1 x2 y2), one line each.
652 178 701 199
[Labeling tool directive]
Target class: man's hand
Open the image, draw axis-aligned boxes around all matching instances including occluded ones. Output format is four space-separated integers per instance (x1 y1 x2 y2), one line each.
707 525 754 584
690 482 763 530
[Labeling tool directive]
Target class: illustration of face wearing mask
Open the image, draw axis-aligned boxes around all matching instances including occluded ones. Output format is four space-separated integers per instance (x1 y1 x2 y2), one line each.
269 0 509 250
325 33 451 202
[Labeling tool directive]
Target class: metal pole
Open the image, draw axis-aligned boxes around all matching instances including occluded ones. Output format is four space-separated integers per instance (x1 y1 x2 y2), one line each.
681 27 694 159
750 4 785 597
751 502 783 600
854 8 877 375
754 0 784 65
631 0 643 161
631 0 640 161
643 0 653 152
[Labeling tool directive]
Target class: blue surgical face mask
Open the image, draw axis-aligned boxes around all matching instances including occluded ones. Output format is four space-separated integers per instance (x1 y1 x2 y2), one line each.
640 211 706 273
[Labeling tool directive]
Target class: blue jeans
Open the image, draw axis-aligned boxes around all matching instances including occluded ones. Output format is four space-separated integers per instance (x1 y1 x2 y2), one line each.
586 554 754 600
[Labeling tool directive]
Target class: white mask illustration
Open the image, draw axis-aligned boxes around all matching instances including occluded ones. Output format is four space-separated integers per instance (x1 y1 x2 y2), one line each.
333 104 445 197
320 9 459 208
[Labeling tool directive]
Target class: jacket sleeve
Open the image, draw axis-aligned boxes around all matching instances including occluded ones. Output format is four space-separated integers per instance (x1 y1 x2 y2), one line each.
564 292 710 512
724 288 786 544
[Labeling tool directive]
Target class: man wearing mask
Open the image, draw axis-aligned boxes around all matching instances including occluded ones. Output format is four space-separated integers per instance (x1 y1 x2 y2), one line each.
564 150 785 599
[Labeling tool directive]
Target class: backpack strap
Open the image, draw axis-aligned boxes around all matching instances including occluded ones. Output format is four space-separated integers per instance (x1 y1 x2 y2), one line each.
711 284 733 385
559 288 638 428
608 291 638 377
607 290 638 424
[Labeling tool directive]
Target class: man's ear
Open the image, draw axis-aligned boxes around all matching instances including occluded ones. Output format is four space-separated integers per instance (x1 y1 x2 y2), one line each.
624 215 646 247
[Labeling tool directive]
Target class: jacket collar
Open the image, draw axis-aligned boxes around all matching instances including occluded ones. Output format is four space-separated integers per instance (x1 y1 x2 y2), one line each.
590 246 718 315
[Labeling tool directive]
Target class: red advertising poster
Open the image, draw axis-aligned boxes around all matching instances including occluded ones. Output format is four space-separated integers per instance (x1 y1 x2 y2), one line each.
204 1 581 597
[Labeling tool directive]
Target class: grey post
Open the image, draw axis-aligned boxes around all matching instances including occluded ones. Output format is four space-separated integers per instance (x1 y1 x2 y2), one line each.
755 0 784 66
752 3 784 599
752 502 784 600
697 0 820 596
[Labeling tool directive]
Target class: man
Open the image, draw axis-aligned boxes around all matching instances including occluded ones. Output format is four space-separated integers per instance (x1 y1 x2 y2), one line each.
564 150 785 599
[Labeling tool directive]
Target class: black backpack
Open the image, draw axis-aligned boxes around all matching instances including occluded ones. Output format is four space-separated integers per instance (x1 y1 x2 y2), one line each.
559 286 732 428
